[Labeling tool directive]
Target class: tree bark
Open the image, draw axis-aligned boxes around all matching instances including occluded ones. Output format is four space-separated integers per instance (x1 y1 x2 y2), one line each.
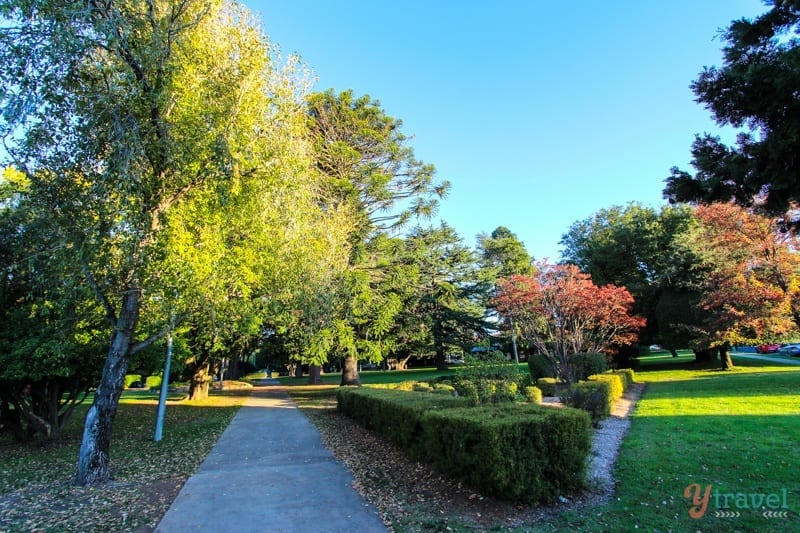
188 363 211 401
719 344 734 370
340 356 361 386
76 289 139 486
308 364 322 385
294 364 303 378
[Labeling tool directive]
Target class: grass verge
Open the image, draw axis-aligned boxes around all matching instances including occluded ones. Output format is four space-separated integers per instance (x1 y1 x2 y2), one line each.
0 390 246 532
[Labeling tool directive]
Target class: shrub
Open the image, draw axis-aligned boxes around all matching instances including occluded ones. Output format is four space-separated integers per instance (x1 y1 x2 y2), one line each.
527 353 554 379
433 383 456 396
337 387 473 449
338 388 591 504
587 373 624 402
453 380 480 406
394 381 418 391
412 382 433 393
611 368 636 390
145 375 162 390
568 352 607 381
124 374 143 389
536 377 559 397
524 386 543 404
494 381 518 403
420 403 591 503
566 381 611 426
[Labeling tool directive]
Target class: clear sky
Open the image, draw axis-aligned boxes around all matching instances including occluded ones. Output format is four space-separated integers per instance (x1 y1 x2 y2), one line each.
248 0 767 261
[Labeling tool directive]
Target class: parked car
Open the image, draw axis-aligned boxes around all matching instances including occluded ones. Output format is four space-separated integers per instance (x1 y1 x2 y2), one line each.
778 344 800 356
755 343 781 354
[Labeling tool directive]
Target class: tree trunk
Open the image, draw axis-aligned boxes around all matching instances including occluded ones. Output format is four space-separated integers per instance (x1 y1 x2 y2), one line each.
340 356 361 386
188 363 211 401
294 364 303 378
694 348 714 363
76 289 139 486
670 348 679 357
719 344 734 370
396 355 412 370
308 364 322 385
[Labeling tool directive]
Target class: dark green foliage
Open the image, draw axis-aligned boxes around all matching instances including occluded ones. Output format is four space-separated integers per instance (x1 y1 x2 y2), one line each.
536 377 559 397
453 379 480 406
337 387 471 449
337 388 591 503
568 352 608 381
525 386 543 404
663 2 800 215
587 373 624 402
566 381 611 426
527 353 555 379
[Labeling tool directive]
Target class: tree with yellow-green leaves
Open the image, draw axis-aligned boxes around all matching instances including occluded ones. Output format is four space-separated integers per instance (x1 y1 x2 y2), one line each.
0 0 349 486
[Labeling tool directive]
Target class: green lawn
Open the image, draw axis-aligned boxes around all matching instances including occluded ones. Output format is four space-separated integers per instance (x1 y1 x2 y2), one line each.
0 391 246 531
551 364 800 532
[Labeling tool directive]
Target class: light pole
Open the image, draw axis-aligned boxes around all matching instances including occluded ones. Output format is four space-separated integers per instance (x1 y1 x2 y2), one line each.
510 316 519 365
153 316 174 443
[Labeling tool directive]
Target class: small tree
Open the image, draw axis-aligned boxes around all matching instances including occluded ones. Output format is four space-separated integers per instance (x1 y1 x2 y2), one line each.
492 263 644 383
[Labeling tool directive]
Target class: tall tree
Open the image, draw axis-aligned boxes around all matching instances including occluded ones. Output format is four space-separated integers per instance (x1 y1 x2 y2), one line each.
492 264 644 384
560 203 698 350
477 226 533 278
681 203 800 367
0 0 338 485
306 89 449 386
398 224 491 370
664 1 800 215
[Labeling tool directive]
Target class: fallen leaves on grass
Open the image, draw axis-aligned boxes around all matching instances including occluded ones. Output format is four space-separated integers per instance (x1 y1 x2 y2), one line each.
0 392 245 532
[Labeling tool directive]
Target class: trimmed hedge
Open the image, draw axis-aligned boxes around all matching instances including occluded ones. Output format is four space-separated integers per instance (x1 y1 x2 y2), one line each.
337 387 591 503
527 353 554 379
337 387 471 449
610 368 636 390
536 377 559 397
525 385 543 404
124 374 143 388
568 352 607 380
566 381 611 426
587 373 624 402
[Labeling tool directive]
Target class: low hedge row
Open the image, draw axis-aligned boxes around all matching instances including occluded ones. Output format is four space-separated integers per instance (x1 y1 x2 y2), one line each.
566 381 611 426
567 368 636 425
587 373 624 402
337 387 591 503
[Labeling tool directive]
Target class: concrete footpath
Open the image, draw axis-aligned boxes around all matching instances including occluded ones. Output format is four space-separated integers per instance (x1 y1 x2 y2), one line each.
155 379 386 533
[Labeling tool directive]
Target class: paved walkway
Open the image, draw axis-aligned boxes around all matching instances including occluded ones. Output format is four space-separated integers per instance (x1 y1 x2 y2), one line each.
156 379 386 533
732 352 800 365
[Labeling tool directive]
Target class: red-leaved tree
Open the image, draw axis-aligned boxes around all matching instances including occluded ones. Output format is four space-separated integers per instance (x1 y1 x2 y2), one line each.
686 203 800 368
493 263 644 383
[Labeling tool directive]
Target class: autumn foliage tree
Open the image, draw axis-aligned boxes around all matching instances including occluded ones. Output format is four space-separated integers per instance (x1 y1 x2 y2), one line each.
492 264 644 383
682 203 800 367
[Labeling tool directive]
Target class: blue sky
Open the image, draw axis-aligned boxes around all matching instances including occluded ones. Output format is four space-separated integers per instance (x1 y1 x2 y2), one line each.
249 0 766 260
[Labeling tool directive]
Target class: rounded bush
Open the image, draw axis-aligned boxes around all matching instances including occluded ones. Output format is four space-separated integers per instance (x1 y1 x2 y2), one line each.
536 377 559 397
525 385 543 404
454 379 480 406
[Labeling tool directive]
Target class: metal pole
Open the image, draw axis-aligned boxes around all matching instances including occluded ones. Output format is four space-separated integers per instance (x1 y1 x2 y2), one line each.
511 316 519 366
153 328 173 442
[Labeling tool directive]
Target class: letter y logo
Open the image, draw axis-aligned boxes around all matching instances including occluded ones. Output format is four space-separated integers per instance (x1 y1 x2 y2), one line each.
683 483 712 519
